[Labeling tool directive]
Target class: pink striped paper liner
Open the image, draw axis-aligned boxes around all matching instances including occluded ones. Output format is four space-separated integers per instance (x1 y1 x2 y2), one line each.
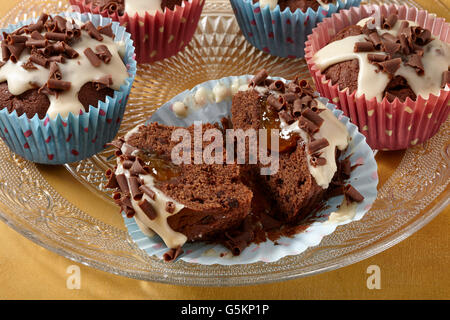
69 0 205 63
305 4 450 150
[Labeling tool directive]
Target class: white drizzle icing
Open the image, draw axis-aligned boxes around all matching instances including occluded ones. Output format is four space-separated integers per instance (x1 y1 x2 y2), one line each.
0 19 128 119
280 100 349 189
125 0 190 16
116 136 187 249
313 18 450 101
326 197 357 224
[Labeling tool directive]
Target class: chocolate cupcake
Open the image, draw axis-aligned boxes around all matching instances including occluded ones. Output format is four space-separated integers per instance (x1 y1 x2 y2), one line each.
105 71 368 261
0 12 136 164
229 0 361 58
69 0 205 63
305 4 450 150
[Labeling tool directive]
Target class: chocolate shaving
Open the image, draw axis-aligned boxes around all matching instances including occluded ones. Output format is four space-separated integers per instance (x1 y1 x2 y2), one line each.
30 31 45 40
97 23 115 39
7 35 28 44
7 43 25 63
278 110 294 125
367 53 388 63
301 108 324 127
368 32 382 50
130 160 147 176
383 14 398 30
48 61 62 79
25 39 48 48
163 246 184 262
44 32 67 42
166 201 176 214
1 42 10 61
62 42 78 58
308 138 329 155
95 44 112 63
129 176 143 201
298 116 319 135
115 173 129 195
267 94 285 111
47 55 65 63
84 21 104 41
310 156 327 167
139 185 156 201
292 99 303 117
344 184 364 203
382 39 401 56
105 172 119 189
22 60 38 70
84 47 102 67
138 198 157 220
268 80 285 93
122 159 133 169
47 79 71 91
377 58 402 76
354 41 375 53
249 69 268 87
405 54 424 75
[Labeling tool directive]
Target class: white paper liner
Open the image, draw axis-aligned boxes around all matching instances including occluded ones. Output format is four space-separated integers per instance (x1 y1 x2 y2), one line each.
122 75 378 265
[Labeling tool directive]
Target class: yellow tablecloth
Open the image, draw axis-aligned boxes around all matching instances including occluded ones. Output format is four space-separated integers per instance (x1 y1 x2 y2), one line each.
0 0 449 300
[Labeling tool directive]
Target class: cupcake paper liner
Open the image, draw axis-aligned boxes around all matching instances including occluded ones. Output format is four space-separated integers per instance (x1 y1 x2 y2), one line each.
229 0 361 58
0 12 137 164
305 4 450 150
69 0 205 63
122 75 378 265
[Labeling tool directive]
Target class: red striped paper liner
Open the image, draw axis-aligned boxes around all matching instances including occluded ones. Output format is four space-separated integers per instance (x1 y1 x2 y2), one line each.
69 0 205 63
305 4 450 150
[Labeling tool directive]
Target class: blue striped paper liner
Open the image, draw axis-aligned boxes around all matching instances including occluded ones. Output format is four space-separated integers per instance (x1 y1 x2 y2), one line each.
229 0 361 58
123 75 378 265
0 12 136 164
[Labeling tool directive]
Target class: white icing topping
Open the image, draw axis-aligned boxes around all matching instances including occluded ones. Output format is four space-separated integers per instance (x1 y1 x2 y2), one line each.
212 82 231 103
116 143 187 249
259 0 278 10
125 0 190 16
326 197 357 224
0 19 128 119
313 19 450 100
280 100 349 189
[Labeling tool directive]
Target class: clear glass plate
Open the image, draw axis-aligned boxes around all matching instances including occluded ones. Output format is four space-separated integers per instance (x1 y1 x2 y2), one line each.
0 0 448 286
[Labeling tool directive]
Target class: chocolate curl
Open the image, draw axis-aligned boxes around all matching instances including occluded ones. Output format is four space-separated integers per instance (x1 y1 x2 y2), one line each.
44 32 67 42
345 184 364 203
442 71 450 88
310 156 327 167
93 74 113 91
84 21 104 41
138 198 157 220
298 116 319 135
413 27 432 46
122 143 139 156
37 13 49 25
367 32 382 50
301 108 324 128
398 34 411 55
62 42 78 58
139 185 156 201
1 42 10 61
163 247 184 262
405 54 424 76
166 201 176 214
7 43 26 63
122 159 133 169
95 44 112 63
105 172 119 189
101 1 122 15
267 94 285 111
25 21 44 34
377 58 402 76
48 62 62 80
53 15 68 33
367 53 388 63
11 26 27 36
225 229 254 256
340 157 352 179
7 34 28 44
21 60 37 70
129 176 143 201
30 31 45 40
287 83 301 94
48 55 66 63
283 92 297 103
383 14 398 30
292 99 303 117
268 80 285 93
279 109 294 124
249 69 268 87
25 39 48 48
97 23 115 39
308 138 329 155
354 41 375 53
130 160 147 176
115 173 129 195
47 41 66 55
84 47 102 67
47 79 71 91
381 32 398 44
